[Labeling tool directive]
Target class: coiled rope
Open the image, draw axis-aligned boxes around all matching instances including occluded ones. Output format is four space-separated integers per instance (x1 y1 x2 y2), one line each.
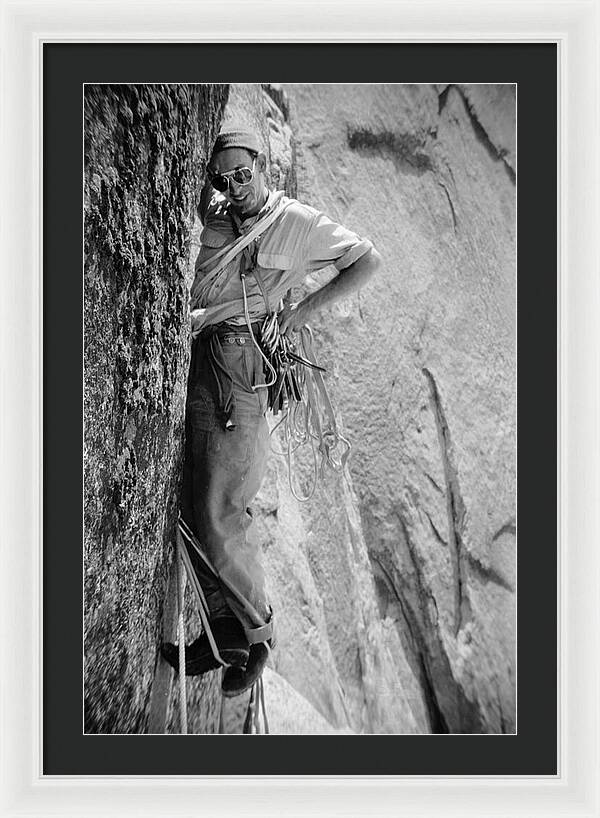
239 242 351 502
263 322 351 502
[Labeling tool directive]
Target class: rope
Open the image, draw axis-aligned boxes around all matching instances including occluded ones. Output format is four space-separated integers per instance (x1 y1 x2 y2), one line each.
175 520 274 736
241 269 277 390
258 676 270 734
175 541 188 734
261 322 351 502
242 677 270 734
177 527 232 669
178 516 269 631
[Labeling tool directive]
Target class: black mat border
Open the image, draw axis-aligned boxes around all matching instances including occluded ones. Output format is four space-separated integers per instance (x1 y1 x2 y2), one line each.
44 43 557 776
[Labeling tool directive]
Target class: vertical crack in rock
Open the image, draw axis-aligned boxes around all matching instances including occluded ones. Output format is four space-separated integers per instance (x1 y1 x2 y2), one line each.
262 82 290 121
437 84 452 115
372 554 449 733
425 473 443 494
422 367 472 636
438 84 515 184
357 290 365 322
437 180 458 232
372 523 484 734
424 509 448 547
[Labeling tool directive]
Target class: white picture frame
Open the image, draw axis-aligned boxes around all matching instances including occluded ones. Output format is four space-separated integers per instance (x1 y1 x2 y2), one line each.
1 0 598 815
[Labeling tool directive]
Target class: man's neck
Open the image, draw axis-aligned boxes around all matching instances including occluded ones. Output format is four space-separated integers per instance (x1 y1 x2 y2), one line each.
241 186 269 221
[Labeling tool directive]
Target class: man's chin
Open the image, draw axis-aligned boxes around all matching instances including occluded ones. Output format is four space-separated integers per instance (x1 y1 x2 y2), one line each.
232 200 259 218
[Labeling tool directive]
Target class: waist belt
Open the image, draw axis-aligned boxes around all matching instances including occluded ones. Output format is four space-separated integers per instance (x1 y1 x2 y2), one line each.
201 321 261 340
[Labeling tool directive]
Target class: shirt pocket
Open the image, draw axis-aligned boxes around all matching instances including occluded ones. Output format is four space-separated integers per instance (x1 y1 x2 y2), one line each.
195 227 230 272
256 251 294 272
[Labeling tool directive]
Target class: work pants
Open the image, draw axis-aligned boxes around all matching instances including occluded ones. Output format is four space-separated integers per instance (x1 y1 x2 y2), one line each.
180 328 272 642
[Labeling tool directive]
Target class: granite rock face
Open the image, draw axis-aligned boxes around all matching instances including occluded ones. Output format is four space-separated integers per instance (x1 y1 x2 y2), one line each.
218 83 516 733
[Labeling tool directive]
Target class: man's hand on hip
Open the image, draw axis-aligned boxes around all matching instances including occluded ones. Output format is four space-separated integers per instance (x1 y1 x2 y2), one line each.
277 301 309 335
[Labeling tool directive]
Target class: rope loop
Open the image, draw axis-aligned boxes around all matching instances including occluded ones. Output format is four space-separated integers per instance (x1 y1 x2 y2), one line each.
261 320 351 502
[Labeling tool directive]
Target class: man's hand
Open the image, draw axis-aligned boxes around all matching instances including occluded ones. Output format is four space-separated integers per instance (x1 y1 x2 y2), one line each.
278 247 382 334
277 301 309 335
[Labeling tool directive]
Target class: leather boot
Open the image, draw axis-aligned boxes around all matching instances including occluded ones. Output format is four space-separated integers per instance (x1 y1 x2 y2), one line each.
221 641 271 698
161 617 249 677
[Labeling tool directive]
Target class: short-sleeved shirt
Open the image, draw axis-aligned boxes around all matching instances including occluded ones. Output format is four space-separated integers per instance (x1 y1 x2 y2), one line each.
191 189 373 327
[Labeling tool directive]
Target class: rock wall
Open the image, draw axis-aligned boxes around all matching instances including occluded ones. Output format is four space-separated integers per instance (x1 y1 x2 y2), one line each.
84 82 515 735
84 84 228 732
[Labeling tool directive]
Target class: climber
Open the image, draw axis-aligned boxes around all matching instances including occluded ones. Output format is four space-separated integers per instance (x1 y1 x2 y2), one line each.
161 128 382 697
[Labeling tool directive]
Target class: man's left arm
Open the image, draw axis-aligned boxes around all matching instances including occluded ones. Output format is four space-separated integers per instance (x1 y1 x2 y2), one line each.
277 209 382 335
278 246 382 334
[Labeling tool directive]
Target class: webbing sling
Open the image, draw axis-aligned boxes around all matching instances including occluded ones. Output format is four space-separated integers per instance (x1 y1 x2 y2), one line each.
171 533 233 736
243 676 270 734
178 515 272 642
177 528 232 668
173 530 271 735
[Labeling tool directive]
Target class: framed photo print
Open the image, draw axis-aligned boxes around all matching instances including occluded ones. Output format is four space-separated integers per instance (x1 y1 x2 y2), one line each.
1 1 598 816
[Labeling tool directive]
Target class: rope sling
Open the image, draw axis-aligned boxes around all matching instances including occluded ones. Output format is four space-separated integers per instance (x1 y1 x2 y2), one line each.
174 516 271 734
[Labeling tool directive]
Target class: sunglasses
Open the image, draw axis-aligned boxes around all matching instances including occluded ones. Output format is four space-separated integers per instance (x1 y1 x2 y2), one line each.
208 157 257 193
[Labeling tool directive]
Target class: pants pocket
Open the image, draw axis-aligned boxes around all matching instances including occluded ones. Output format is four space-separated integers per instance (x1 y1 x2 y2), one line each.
208 424 252 473
188 385 217 432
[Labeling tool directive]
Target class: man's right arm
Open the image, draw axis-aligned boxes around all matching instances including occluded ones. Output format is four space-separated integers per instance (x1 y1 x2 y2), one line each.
197 180 213 225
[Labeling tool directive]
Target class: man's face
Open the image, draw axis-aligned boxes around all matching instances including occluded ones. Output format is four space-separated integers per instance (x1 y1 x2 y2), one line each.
208 147 267 218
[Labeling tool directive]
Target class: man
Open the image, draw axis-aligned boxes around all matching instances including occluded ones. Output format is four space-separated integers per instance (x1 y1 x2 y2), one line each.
162 129 381 697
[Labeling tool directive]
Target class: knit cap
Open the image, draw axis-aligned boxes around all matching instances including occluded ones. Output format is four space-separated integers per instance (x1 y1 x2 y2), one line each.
211 129 261 158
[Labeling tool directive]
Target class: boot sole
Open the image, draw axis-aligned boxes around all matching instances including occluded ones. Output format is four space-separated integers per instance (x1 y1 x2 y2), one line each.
185 647 249 676
161 644 249 676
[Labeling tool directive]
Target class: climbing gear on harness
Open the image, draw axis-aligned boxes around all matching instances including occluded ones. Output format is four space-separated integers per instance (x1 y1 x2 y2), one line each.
261 317 325 414
240 264 278 392
262 322 351 502
235 227 351 501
